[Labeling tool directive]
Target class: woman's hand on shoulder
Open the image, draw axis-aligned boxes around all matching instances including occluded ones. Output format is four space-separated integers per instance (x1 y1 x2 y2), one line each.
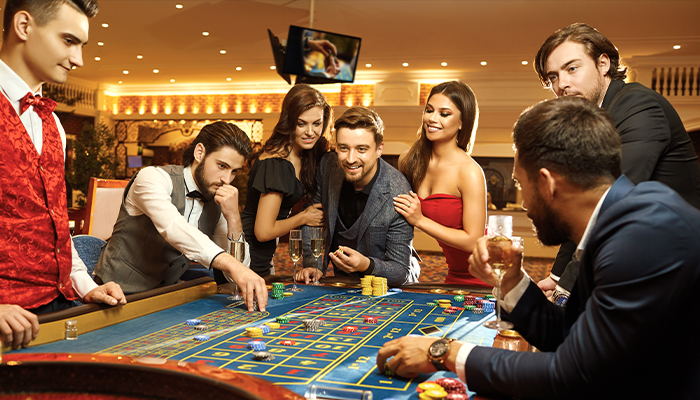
302 203 324 226
393 191 423 227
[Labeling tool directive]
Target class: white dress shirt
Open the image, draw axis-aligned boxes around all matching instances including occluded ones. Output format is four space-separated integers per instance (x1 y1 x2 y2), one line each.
0 59 97 299
455 187 611 386
123 165 249 268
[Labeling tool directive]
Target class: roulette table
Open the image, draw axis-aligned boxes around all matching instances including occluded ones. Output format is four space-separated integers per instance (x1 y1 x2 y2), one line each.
2 277 501 399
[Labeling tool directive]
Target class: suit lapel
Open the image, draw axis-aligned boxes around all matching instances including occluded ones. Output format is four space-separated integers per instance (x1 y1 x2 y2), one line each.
356 159 390 240
601 79 625 111
327 162 345 239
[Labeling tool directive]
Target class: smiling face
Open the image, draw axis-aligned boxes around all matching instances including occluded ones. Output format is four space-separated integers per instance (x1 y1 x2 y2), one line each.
22 3 88 88
545 41 610 105
423 93 463 143
193 145 246 201
335 127 384 190
292 106 324 153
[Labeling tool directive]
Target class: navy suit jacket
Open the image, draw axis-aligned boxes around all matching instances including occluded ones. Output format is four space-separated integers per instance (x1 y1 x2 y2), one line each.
463 176 700 399
303 153 420 286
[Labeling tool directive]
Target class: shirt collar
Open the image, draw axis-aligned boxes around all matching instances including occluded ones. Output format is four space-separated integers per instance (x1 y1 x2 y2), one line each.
575 187 611 260
0 59 40 105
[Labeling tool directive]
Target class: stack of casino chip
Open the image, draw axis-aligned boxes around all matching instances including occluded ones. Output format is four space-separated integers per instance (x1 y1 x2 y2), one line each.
436 378 467 395
185 319 201 326
252 351 275 361
276 316 290 324
482 300 495 313
271 282 285 299
194 324 208 331
342 325 358 333
463 295 476 306
302 319 323 332
257 324 271 334
372 276 387 296
264 322 280 330
453 295 465 303
364 316 378 324
484 294 496 300
465 305 475 312
445 394 469 400
437 299 451 308
245 327 264 337
416 382 447 399
472 307 485 314
360 275 374 295
248 340 266 351
193 335 210 341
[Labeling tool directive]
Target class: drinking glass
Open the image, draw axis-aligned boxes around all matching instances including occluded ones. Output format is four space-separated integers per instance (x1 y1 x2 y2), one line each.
483 215 515 330
289 230 303 292
310 227 324 285
226 232 246 301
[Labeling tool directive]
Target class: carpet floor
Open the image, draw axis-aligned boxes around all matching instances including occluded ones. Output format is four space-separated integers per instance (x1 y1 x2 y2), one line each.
273 243 553 284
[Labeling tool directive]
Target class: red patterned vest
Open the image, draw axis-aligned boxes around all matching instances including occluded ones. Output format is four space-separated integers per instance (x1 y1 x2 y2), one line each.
0 94 75 309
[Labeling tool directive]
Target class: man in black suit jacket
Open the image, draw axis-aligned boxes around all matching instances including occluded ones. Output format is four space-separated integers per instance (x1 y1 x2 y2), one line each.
534 23 700 301
376 97 700 399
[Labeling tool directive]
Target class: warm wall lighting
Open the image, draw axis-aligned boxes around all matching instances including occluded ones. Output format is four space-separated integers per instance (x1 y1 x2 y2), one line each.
71 66 76 70
178 105 186 114
101 23 108 28
153 69 159 73
170 79 175 83
249 105 257 113
164 105 172 114
226 77 232 81
97 42 104 46
522 60 528 65
112 104 118 114
202 31 209 36
192 105 200 114
235 102 242 114
123 70 129 74
151 105 158 114
221 103 228 114
345 97 354 107
206 106 213 114
365 63 372 68
137 55 143 59
118 81 123 84
125 109 132 115
139 105 145 115
175 4 183 9
264 106 272 113
270 66 276 70
362 93 372 107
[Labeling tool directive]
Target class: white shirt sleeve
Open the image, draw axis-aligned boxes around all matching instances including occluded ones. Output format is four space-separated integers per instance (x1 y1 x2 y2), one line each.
124 167 225 267
70 238 98 298
455 342 476 384
499 272 532 313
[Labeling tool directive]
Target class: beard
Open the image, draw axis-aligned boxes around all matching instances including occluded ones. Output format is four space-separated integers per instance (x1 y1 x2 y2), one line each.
585 75 607 105
527 189 572 246
342 161 367 184
194 160 218 202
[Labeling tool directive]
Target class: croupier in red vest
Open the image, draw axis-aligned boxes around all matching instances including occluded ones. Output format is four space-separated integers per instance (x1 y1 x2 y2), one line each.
0 0 125 350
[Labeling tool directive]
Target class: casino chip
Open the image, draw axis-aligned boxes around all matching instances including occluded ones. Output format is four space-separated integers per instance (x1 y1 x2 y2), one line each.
436 378 467 394
280 340 296 346
185 319 201 326
194 324 208 330
252 351 275 361
276 316 290 323
419 389 448 400
248 340 266 351
445 394 469 400
193 335 210 341
388 288 402 292
417 382 442 393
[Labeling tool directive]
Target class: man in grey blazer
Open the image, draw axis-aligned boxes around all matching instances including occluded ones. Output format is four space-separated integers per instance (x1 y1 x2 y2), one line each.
298 107 420 287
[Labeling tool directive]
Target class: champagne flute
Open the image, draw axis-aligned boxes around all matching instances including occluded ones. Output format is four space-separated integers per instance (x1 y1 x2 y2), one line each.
483 215 515 330
310 227 324 285
226 232 246 301
289 230 303 292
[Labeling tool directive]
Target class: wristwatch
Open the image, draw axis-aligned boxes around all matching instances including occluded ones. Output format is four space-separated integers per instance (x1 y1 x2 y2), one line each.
428 338 456 371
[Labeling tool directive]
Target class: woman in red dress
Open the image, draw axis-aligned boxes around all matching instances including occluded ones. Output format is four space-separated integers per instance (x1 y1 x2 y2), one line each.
395 81 489 287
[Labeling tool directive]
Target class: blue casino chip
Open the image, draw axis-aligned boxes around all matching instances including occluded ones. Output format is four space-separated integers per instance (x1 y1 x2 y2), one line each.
257 325 271 334
185 319 202 326
388 288 402 292
193 335 210 341
248 340 266 350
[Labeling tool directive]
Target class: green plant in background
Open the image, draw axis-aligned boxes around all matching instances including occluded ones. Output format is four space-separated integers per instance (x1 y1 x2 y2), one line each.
68 122 119 207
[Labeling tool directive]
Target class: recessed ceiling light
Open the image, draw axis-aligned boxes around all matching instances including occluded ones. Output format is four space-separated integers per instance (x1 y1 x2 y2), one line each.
153 69 159 73
220 50 227 54
480 61 487 66
673 45 681 50
236 66 242 71
402 62 409 67
522 60 528 65
97 42 104 46
71 66 76 69
123 70 129 75
175 4 183 9
202 31 209 36
170 79 175 83
118 81 123 84
226 77 232 81
441 62 447 67
101 23 108 28
270 66 276 70
137 55 143 59
94 57 101 61
365 63 372 68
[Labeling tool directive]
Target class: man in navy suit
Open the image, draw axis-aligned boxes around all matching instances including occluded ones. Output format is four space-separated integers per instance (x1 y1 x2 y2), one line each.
376 97 700 399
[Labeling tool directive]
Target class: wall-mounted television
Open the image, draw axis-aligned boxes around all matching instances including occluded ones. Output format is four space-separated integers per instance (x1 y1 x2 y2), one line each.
283 25 361 84
267 29 292 85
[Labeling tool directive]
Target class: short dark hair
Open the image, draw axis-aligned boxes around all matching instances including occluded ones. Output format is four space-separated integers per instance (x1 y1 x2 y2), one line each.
334 106 384 146
3 0 98 40
182 122 252 167
513 96 621 190
534 23 627 87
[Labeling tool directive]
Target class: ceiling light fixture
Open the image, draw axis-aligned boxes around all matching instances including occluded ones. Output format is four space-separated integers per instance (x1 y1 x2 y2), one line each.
101 23 108 28
365 63 372 68
170 79 175 83
270 66 276 70
202 31 209 36
220 50 227 54
123 70 129 75
97 42 104 46
137 55 143 59
226 78 232 81
673 45 681 50
236 66 242 71
71 66 76 70
175 4 183 9
402 62 409 67
522 60 528 65
480 61 487 66
94 57 101 61
441 62 447 67
118 81 123 84
153 69 159 73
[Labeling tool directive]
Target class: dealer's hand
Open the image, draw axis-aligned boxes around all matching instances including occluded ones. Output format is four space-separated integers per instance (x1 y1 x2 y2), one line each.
468 236 524 296
215 254 268 312
0 304 39 349
328 246 370 274
84 282 127 306
377 336 463 378
297 267 323 284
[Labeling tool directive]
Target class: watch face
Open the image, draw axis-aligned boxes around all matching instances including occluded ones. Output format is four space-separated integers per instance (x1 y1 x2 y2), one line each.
430 340 449 357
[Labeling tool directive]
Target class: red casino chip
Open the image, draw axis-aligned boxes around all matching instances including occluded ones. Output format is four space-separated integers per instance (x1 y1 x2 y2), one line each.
343 326 358 333
446 393 469 400
280 340 297 346
437 377 467 394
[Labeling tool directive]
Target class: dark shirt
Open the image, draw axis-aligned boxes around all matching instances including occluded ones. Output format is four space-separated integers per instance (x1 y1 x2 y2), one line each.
330 161 380 276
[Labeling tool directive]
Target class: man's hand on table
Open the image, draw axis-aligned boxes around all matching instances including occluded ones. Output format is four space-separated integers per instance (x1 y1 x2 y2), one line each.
468 236 524 296
217 254 268 312
83 282 127 306
297 267 323 284
0 304 39 349
377 336 463 378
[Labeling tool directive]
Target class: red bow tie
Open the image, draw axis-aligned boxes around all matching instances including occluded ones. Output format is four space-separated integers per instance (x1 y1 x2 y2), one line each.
20 92 57 120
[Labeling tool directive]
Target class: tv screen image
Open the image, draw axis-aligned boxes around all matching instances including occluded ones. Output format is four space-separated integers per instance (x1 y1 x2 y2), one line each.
284 25 361 84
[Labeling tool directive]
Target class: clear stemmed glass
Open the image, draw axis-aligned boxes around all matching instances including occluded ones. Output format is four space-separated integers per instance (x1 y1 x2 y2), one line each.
289 229 303 292
226 232 246 301
310 227 324 285
483 215 515 330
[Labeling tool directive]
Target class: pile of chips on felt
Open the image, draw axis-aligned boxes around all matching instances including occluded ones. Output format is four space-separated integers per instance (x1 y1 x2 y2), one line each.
276 316 289 324
372 276 387 296
360 275 374 295
248 340 266 350
245 327 264 337
271 282 285 299
252 351 275 361
302 318 325 332
416 378 468 399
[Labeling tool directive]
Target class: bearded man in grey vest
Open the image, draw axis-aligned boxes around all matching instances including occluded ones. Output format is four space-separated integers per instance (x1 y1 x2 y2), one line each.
95 122 268 311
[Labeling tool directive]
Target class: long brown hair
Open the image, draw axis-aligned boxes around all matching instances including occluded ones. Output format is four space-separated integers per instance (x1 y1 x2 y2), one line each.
399 81 478 190
255 84 331 202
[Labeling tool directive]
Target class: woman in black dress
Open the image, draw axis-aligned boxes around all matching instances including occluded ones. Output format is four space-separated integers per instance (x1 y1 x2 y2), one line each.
240 84 331 276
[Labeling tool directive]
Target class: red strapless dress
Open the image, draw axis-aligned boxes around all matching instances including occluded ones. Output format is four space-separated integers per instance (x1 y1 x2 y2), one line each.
420 194 491 287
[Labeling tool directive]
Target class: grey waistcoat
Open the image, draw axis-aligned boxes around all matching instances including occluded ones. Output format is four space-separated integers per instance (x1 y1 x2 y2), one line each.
94 165 221 294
